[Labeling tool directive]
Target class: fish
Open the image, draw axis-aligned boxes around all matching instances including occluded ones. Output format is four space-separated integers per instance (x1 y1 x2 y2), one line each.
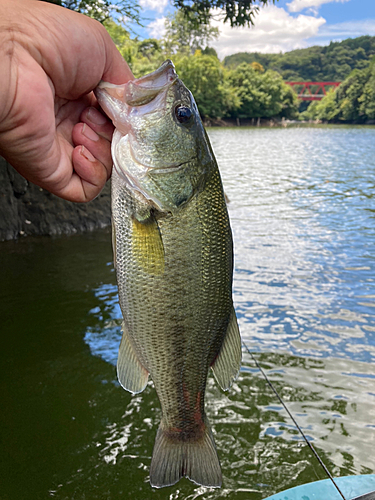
95 60 242 489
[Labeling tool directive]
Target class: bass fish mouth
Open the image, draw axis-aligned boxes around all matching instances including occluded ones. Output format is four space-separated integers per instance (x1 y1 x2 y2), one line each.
95 60 179 138
125 60 178 107
96 60 178 109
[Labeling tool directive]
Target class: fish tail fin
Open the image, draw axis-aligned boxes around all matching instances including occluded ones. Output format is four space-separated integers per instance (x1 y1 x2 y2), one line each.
149 418 222 488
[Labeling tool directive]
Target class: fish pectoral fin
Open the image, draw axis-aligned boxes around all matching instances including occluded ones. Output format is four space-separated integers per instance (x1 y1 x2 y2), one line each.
211 306 242 391
132 214 165 276
149 418 222 488
117 322 149 394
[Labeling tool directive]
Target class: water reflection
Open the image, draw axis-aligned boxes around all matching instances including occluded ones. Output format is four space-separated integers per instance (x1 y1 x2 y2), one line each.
85 284 121 366
82 126 375 498
208 127 375 363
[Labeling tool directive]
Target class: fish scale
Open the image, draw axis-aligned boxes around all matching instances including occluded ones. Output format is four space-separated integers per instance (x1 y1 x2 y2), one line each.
95 60 242 488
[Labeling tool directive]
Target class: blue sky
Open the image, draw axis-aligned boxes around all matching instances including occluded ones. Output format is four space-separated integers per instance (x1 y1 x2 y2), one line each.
134 0 375 58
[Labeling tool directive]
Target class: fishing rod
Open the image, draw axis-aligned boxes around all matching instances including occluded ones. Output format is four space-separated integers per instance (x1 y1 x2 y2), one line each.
242 340 347 500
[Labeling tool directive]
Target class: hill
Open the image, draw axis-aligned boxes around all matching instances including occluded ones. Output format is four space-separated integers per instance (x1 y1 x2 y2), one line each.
223 36 375 82
302 55 375 123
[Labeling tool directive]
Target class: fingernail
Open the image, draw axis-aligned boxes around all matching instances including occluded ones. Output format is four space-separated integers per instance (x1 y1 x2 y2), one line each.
80 145 96 162
87 107 107 125
82 123 99 142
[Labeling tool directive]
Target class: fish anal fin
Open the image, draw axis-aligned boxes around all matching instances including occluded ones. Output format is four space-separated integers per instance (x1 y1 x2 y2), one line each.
149 418 222 488
117 322 149 394
211 306 242 391
132 214 165 276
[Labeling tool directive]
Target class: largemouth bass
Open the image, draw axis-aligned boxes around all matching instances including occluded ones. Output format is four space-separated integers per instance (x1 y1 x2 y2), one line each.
95 60 241 488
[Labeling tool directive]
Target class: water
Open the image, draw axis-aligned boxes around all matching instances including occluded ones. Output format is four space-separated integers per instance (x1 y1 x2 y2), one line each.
0 126 374 499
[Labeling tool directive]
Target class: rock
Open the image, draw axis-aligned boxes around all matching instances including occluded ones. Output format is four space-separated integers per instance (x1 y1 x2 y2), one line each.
0 156 111 241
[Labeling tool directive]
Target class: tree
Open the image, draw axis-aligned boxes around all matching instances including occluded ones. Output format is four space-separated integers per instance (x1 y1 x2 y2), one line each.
41 0 278 27
174 0 277 28
358 58 375 119
163 11 219 55
103 20 139 66
175 52 240 118
103 20 164 77
304 56 375 123
223 36 375 82
227 63 298 119
40 0 141 24
102 19 298 120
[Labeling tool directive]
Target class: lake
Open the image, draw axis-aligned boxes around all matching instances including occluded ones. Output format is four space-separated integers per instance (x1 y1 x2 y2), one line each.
1 125 374 499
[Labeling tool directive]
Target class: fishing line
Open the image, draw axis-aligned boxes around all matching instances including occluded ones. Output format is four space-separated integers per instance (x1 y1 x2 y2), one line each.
242 340 347 500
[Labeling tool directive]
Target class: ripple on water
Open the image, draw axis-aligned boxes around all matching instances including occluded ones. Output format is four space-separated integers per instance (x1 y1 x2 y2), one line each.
81 126 375 497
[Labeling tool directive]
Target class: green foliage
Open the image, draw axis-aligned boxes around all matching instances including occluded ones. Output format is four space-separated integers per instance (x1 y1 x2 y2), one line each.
39 0 286 121
131 39 165 77
313 90 341 121
163 11 219 56
103 20 139 68
103 20 164 77
227 63 298 119
42 0 277 27
174 0 277 28
102 16 299 120
299 100 320 121
175 52 240 118
250 61 264 73
202 47 219 58
358 59 375 119
104 19 133 56
224 36 375 82
304 57 375 123
41 0 141 24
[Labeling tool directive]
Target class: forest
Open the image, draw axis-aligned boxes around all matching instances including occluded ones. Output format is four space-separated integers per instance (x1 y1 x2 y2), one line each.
105 15 375 123
42 0 375 123
301 56 375 123
103 15 300 121
223 35 375 123
224 36 375 82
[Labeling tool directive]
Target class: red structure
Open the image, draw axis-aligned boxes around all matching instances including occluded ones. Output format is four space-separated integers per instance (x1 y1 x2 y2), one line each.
285 81 341 101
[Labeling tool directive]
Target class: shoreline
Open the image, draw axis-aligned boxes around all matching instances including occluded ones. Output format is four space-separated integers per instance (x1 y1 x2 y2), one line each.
0 156 111 242
203 117 375 127
1 120 374 241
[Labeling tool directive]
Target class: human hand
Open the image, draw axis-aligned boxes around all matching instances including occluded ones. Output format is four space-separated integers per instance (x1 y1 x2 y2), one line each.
0 0 133 202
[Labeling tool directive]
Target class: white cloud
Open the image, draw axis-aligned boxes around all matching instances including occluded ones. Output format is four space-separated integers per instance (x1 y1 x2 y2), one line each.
139 0 168 13
144 3 374 60
316 18 375 38
287 0 350 14
147 17 167 38
211 5 326 59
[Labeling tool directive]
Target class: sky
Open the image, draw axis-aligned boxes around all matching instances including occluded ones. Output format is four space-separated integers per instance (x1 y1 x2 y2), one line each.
135 0 375 59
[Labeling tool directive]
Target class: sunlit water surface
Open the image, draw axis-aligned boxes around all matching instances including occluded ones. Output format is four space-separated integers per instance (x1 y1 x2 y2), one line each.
1 126 374 499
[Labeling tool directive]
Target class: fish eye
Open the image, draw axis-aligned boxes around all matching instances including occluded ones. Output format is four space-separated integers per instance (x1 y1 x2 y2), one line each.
175 105 192 124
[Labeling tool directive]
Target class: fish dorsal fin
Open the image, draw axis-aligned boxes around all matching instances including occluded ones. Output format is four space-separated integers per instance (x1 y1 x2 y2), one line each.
132 214 165 276
211 306 242 391
117 322 149 394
